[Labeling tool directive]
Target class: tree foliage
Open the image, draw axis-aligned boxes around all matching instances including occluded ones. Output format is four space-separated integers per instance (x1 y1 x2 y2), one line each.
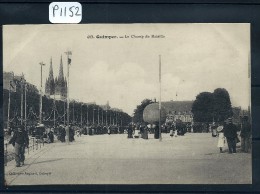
191 92 214 122
213 88 233 122
191 88 233 122
133 99 154 123
3 88 131 127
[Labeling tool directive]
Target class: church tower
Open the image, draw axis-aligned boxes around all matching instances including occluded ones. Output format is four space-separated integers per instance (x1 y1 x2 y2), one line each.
45 55 67 101
45 57 55 96
54 55 67 100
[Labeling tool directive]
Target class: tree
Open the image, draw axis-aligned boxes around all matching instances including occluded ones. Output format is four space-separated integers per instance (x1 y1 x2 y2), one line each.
213 88 233 122
191 88 233 123
133 99 154 123
192 92 214 122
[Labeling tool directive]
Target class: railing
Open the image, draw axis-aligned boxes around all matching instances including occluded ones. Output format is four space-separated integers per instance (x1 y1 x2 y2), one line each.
4 137 45 166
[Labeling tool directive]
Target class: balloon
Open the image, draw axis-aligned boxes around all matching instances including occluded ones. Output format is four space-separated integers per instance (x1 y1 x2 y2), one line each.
143 103 167 124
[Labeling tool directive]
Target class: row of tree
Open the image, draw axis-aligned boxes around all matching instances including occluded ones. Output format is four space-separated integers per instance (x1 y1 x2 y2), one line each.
132 88 233 124
3 85 132 128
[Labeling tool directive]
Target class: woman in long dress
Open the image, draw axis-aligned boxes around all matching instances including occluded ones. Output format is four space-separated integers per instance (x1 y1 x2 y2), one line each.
143 125 148 139
217 124 225 153
169 122 174 137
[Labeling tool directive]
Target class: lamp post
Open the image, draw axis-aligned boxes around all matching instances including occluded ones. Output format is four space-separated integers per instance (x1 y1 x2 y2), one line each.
73 100 75 124
19 75 26 125
93 107 95 124
102 109 104 124
81 102 83 127
106 110 108 127
97 107 99 125
113 112 115 125
65 50 72 143
87 104 89 126
120 113 122 127
116 112 118 126
63 100 66 125
24 82 27 131
7 81 12 130
159 55 162 141
39 63 45 124
53 97 56 128
110 110 112 125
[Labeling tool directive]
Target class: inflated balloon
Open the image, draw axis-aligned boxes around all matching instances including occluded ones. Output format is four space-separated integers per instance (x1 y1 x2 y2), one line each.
143 103 167 124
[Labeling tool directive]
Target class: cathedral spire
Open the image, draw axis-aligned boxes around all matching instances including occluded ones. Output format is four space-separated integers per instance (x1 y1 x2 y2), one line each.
45 57 55 96
49 57 55 95
45 55 67 100
49 57 54 82
58 55 64 82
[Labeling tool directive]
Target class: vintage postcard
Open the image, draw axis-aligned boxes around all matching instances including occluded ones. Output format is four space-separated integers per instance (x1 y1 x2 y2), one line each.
3 24 251 185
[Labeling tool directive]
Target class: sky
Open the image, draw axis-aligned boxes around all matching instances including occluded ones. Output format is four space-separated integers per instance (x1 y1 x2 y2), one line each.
3 24 250 115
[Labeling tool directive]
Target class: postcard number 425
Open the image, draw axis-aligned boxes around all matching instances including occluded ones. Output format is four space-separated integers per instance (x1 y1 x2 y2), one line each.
49 2 82 23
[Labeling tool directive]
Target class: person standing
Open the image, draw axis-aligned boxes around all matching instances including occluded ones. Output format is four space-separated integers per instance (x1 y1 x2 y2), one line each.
170 123 174 137
127 124 133 138
140 124 144 138
240 116 251 153
60 125 66 142
154 123 159 139
211 122 218 137
69 126 75 142
224 118 238 154
9 125 29 167
48 129 54 143
143 125 148 139
217 123 225 153
108 125 111 135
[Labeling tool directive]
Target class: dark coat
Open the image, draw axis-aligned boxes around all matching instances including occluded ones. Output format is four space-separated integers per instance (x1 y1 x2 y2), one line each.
9 129 29 146
224 123 237 138
154 125 159 139
127 126 133 138
240 122 251 138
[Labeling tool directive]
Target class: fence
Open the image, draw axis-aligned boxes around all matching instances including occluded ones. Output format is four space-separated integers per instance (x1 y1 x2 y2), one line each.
4 137 46 166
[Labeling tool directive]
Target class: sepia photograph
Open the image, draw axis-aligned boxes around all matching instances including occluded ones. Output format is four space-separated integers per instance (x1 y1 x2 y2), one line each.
3 23 251 185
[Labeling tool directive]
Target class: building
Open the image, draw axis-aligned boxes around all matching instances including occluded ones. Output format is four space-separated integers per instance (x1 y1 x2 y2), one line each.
3 71 38 94
45 56 67 101
3 71 16 92
162 100 193 123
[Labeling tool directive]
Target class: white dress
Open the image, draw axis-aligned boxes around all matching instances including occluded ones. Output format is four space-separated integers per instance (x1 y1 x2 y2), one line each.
217 132 225 148
174 130 178 137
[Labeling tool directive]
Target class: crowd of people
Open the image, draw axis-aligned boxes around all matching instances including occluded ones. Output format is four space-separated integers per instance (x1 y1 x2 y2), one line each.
6 115 251 168
126 120 189 139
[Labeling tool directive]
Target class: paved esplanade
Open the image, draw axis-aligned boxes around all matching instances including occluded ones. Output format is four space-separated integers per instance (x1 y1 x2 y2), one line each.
5 133 251 185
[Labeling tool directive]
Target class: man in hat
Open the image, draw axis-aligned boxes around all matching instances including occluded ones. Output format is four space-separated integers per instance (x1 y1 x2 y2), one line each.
154 122 160 139
240 116 251 153
9 125 29 167
127 123 133 138
224 118 238 154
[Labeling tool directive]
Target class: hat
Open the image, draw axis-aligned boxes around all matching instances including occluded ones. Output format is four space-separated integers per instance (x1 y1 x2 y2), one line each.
37 124 44 128
216 126 224 132
226 118 232 123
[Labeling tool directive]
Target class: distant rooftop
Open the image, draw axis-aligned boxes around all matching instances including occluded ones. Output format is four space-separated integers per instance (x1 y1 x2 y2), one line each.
161 101 193 113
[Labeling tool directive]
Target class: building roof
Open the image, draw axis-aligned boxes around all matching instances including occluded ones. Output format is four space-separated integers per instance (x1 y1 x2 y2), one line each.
161 101 193 113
